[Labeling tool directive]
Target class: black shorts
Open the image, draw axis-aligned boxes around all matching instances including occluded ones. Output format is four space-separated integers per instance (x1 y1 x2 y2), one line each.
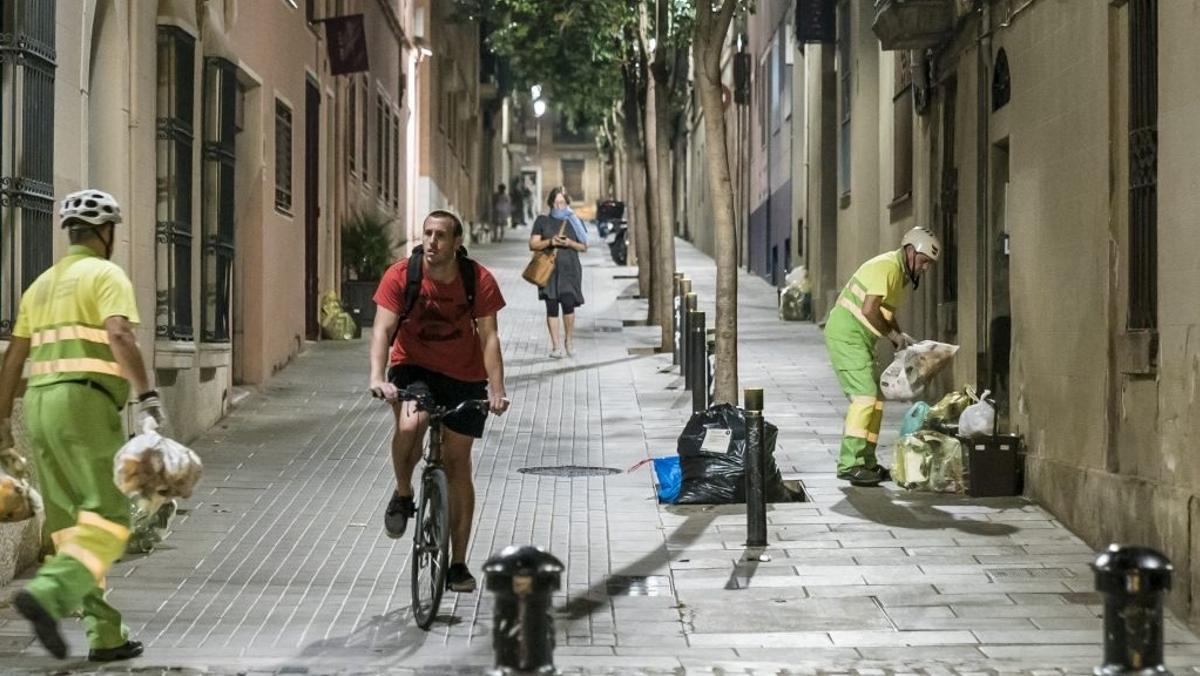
387 364 489 438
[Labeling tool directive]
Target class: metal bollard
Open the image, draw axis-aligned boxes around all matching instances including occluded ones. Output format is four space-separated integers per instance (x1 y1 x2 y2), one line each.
1093 544 1173 675
484 545 565 675
689 311 707 413
744 389 767 547
682 292 697 382
672 274 685 366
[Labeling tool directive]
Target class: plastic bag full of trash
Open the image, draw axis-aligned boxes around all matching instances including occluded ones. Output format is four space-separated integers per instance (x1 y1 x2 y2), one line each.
114 419 203 513
880 340 959 400
779 267 813 322
891 431 965 493
0 466 41 523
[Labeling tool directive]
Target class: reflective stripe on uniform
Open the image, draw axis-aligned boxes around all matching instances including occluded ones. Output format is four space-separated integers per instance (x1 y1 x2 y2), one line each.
30 358 123 378
845 426 871 439
850 395 878 406
78 511 130 541
57 542 107 582
837 298 883 337
50 527 78 549
30 325 110 347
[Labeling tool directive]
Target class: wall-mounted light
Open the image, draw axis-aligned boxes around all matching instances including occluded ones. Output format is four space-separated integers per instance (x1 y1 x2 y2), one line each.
531 84 542 100
533 99 547 118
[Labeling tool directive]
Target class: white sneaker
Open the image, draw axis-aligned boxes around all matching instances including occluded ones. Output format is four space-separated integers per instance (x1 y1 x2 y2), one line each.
564 342 574 356
549 348 564 359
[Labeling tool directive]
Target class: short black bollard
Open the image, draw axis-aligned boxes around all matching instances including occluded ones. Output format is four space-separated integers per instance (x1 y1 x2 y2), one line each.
1093 544 1173 676
744 389 767 547
672 274 685 366
681 294 700 381
689 311 707 413
484 545 565 675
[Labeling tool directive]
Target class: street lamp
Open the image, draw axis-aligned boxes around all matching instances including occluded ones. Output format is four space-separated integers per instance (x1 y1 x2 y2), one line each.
532 99 547 118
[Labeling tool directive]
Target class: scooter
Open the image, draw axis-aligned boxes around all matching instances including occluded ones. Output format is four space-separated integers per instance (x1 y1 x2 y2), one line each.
595 199 625 239
606 221 629 266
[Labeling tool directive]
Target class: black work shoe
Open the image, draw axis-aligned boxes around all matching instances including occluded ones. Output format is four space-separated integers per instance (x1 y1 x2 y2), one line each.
837 465 888 487
13 590 67 659
88 639 143 662
446 564 477 593
383 493 416 539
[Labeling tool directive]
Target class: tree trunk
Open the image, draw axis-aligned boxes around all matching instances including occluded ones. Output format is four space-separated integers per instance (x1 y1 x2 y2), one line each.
622 74 652 296
693 0 739 405
642 60 663 326
650 56 678 352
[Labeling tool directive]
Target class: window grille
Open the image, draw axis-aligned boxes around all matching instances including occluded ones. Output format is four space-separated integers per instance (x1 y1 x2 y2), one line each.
201 58 236 342
893 51 913 201
837 1 851 197
156 25 195 341
561 159 585 202
0 0 56 338
347 77 356 173
1128 0 1157 330
275 99 293 213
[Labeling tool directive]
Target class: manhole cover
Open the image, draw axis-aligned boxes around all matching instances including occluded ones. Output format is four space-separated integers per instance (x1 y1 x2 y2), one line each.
517 465 622 478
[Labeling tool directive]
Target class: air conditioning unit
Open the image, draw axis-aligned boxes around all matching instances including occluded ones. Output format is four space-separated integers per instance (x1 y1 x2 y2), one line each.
872 0 956 51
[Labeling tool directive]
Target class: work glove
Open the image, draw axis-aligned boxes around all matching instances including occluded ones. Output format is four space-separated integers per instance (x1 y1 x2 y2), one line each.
135 390 170 436
889 330 916 351
0 417 13 451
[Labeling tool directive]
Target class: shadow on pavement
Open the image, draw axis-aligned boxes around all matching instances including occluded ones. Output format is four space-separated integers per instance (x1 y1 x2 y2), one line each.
556 507 719 621
829 487 1021 537
505 354 646 385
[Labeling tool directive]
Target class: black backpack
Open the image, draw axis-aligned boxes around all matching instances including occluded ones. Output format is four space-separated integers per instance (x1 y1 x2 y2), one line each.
389 244 478 344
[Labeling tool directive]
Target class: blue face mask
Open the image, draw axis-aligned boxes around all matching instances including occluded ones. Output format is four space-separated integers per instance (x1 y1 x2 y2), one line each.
551 207 589 243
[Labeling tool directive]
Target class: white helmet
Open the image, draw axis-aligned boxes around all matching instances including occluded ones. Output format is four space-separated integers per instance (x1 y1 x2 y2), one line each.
901 227 941 262
60 189 122 228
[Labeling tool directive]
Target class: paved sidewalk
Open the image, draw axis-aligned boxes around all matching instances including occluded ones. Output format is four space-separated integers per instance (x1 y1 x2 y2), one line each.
0 228 1197 674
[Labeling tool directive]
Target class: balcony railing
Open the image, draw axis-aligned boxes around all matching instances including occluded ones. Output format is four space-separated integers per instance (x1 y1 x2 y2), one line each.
873 0 956 50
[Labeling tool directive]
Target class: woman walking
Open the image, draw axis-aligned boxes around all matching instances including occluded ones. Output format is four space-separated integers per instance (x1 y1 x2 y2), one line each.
529 187 588 358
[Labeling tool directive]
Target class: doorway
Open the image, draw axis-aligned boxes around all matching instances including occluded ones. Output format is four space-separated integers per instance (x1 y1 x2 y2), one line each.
984 139 1011 417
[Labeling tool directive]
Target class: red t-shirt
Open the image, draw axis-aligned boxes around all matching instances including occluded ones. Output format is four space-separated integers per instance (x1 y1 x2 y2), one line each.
373 258 506 382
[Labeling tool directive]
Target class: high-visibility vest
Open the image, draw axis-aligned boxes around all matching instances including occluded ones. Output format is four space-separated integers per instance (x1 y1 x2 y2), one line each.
830 249 908 340
13 245 141 406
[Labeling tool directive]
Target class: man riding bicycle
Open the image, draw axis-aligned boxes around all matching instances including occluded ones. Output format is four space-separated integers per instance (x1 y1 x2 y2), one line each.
368 210 509 593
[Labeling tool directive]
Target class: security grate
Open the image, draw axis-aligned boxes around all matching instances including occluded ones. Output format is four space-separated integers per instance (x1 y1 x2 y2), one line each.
1128 0 1157 330
517 465 622 478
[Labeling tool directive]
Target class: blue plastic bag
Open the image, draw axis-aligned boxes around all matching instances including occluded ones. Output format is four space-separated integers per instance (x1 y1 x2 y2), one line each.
900 401 931 437
653 456 681 504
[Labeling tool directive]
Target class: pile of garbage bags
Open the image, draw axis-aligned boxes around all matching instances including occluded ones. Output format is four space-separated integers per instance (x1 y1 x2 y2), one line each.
114 420 203 513
892 385 999 493
319 290 358 341
779 267 813 322
880 340 959 400
657 404 797 505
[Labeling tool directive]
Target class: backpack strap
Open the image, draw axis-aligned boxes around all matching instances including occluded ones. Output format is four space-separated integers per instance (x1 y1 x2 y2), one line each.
389 245 478 347
457 249 477 319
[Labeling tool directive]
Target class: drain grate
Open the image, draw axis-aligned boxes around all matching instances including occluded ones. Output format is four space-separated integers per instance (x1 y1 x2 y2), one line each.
517 465 622 478
606 575 670 596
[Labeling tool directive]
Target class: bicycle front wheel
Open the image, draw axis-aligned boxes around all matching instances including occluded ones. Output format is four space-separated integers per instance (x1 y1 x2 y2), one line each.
411 468 450 629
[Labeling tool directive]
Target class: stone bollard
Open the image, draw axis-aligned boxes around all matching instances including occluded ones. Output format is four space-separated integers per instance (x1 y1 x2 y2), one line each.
689 311 707 413
1093 544 1173 675
485 545 564 675
682 292 697 383
743 389 767 548
672 274 685 366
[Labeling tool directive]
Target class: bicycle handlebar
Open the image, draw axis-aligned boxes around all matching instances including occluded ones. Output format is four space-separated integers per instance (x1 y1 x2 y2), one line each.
371 386 492 417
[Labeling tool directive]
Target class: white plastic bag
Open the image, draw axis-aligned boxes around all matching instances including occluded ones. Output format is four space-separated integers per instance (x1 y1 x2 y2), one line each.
880 340 960 400
958 390 996 438
114 420 203 512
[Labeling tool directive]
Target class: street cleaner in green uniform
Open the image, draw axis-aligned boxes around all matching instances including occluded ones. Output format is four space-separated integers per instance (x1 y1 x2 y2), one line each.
0 189 166 661
824 227 940 487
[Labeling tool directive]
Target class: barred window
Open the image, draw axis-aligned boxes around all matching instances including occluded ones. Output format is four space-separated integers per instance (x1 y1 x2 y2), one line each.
561 159 585 202
391 109 400 209
0 0 56 337
837 1 851 198
377 93 387 202
361 75 369 185
347 77 356 174
156 26 195 341
1128 0 1157 330
274 99 292 213
893 51 913 202
201 58 237 343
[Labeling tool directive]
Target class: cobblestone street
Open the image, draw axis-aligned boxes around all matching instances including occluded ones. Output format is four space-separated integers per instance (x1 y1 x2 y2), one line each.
2 228 1199 675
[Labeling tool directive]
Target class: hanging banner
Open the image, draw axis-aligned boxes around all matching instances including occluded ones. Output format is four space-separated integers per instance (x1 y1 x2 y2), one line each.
325 14 370 76
796 0 836 44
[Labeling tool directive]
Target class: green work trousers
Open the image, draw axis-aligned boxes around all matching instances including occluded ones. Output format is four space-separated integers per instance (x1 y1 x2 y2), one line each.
824 312 885 474
22 383 131 650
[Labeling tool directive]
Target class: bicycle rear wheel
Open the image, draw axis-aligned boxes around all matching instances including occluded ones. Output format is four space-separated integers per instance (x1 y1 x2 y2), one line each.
411 467 450 629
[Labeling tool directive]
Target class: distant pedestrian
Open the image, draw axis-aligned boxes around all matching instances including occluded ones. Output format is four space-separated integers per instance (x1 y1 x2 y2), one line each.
491 184 511 241
0 189 163 662
510 178 527 227
529 187 587 358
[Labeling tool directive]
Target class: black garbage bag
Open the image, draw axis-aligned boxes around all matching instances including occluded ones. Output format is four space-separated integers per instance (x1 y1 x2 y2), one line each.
675 404 795 504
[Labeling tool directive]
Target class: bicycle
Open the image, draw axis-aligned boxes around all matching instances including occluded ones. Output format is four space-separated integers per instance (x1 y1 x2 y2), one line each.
373 386 490 629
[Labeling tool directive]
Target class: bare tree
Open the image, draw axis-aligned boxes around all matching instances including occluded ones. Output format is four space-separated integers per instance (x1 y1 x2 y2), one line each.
693 0 739 404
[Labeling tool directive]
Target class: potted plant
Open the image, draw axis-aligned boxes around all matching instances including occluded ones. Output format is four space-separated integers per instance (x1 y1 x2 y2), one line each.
341 208 396 327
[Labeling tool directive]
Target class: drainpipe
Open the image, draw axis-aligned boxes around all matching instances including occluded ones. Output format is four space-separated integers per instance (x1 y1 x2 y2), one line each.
975 2 991 385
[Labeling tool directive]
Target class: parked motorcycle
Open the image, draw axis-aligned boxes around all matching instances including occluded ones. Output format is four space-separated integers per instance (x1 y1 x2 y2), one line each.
596 199 628 265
